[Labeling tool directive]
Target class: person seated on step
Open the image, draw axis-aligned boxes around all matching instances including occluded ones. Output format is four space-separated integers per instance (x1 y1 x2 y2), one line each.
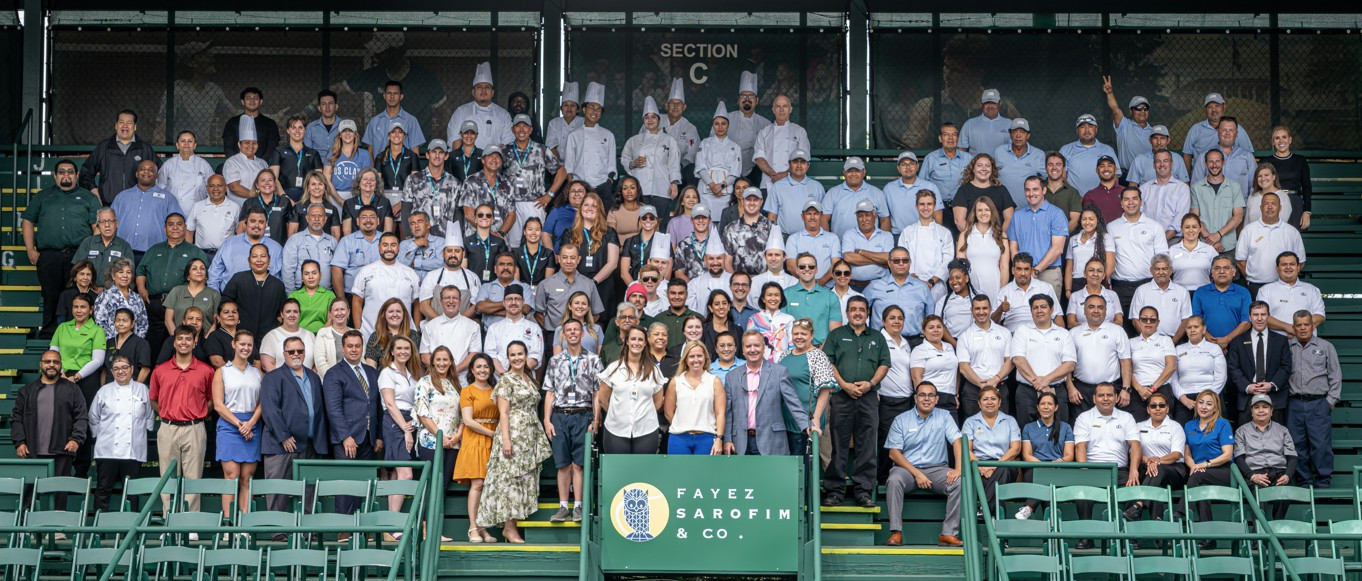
882 381 963 547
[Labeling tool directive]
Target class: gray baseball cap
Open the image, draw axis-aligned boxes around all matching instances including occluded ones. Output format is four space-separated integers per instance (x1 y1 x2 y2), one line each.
337 119 358 133
426 139 450 152
388 120 406 133
1150 125 1170 138
854 199 876 214
1128 96 1150 109
512 113 533 127
743 187 764 200
639 205 658 218
896 151 919 163
482 144 504 159
789 149 810 162
691 205 711 219
1009 118 1031 132
1250 394 1274 408
981 88 1001 104
843 157 866 172
1203 92 1226 106
802 199 824 213
459 120 479 134
1075 114 1098 127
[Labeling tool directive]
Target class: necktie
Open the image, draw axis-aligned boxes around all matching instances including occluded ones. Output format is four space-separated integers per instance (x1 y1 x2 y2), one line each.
355 365 371 433
1254 332 1266 384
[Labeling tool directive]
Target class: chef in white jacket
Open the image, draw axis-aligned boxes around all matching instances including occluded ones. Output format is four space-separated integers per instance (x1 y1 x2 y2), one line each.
545 81 584 158
446 62 514 150
694 101 743 218
657 78 701 185
562 82 619 209
621 96 682 217
752 95 811 189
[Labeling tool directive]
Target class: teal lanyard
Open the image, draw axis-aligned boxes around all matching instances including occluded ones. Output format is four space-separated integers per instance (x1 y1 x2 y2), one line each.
522 244 543 281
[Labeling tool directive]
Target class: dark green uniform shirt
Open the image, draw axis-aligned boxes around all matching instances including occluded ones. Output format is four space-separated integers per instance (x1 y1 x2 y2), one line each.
136 240 208 296
822 324 891 386
22 186 101 250
73 235 135 283
653 308 701 349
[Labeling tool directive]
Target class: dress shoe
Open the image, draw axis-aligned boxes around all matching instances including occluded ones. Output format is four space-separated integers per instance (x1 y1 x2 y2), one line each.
886 531 902 546
856 496 876 508
938 535 963 547
1075 539 1093 550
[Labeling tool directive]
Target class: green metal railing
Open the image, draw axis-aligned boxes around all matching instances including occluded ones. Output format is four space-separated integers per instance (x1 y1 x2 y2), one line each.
809 430 822 581
99 459 178 581
422 430 446 579
960 434 979 581
578 430 595 581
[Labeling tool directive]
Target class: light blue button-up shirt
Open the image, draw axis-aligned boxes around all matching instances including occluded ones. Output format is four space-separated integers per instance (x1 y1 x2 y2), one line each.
784 229 841 280
282 231 338 292
961 114 1012 159
922 148 971 203
208 233 284 290
863 274 933 335
1113 118 1153 170
1058 140 1121 194
111 186 184 252
840 228 895 282
885 407 961 468
304 117 346 152
362 108 427 155
824 182 889 238
1127 151 1190 185
764 175 827 236
330 231 383 291
1183 120 1253 165
962 412 1022 461
882 178 944 236
398 235 446 276
291 368 317 441
993 143 1047 208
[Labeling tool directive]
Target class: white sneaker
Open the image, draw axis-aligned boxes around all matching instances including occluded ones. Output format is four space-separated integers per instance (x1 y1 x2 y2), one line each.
188 533 200 542
1014 506 1033 520
54 532 67 541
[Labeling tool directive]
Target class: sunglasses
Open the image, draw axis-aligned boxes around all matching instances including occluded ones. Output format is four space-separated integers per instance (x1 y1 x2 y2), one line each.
889 258 910 264
476 213 494 218
640 215 657 221
833 270 851 276
797 264 817 270
1138 317 1159 323
641 277 658 283
1148 403 1168 409
285 349 306 355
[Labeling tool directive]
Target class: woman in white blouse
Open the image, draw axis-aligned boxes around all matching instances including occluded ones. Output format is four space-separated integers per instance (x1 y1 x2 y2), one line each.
1173 316 1226 424
1126 392 1186 521
600 327 667 454
260 299 316 372
1168 214 1217 289
879 306 916 405
1064 207 1114 300
88 354 155 513
957 195 1009 299
379 335 423 515
664 334 727 456
1128 306 1177 421
313 297 352 378
211 330 263 523
934 260 976 344
911 315 960 422
1066 258 1123 328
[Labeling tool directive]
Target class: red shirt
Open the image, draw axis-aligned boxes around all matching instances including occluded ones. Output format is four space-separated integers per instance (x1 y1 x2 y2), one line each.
1082 184 1124 225
149 357 214 422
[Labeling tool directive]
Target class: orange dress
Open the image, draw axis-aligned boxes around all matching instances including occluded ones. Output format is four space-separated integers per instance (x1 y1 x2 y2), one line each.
452 384 498 483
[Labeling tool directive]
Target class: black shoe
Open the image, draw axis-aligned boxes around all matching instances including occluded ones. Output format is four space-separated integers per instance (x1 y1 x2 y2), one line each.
1075 539 1093 550
821 495 843 507
1123 504 1143 521
1198 540 1216 551
1130 540 1141 550
856 496 875 508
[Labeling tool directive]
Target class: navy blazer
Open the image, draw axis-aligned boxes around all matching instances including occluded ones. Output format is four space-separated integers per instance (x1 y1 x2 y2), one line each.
722 362 810 456
1226 330 1292 410
322 360 383 446
260 366 330 455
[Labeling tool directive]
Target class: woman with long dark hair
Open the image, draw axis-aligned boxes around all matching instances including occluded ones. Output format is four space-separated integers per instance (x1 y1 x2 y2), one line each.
477 342 553 543
454 353 500 543
599 327 666 454
1063 205 1113 300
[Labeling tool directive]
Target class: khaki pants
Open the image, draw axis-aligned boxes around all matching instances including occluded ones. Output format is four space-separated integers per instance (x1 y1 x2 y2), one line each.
1036 267 1064 289
157 422 206 512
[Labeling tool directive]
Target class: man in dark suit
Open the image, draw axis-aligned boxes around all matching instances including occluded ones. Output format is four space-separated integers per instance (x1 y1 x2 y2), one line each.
260 336 329 516
1227 301 1291 425
321 329 384 518
722 329 816 456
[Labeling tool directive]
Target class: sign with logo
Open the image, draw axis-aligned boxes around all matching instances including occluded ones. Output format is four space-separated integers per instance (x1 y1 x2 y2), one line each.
600 455 801 573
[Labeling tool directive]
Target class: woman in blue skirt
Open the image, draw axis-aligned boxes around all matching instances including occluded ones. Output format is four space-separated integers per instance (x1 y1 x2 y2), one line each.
212 329 263 523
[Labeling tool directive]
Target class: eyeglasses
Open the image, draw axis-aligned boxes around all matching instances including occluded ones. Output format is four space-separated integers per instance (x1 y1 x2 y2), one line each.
889 258 910 264
97 219 117 225
1148 403 1168 409
476 213 493 218
833 270 851 276
285 349 306 355
1132 106 1150 111
797 264 817 270
619 314 638 320
731 282 750 288
641 277 658 283
111 365 132 371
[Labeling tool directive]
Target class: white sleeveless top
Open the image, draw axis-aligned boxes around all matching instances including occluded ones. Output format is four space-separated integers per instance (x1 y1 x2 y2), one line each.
220 363 263 414
669 372 719 434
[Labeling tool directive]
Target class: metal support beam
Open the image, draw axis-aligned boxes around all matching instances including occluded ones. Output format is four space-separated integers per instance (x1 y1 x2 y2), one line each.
540 0 564 129
847 0 868 148
20 0 41 141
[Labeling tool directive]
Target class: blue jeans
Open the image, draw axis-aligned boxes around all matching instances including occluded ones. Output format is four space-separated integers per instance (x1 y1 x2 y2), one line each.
667 432 714 455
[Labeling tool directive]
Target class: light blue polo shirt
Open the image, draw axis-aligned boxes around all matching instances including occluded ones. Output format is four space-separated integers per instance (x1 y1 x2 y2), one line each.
1127 152 1190 184
863 274 933 335
993 143 1047 208
1006 201 1069 268
362 108 427 155
1113 118 1153 170
882 178 943 236
1183 120 1253 164
921 148 971 204
824 182 889 239
963 412 1022 461
784 229 841 280
1058 140 1121 194
764 175 827 236
305 117 346 152
885 407 961 468
961 114 1012 159
330 231 383 291
840 228 895 281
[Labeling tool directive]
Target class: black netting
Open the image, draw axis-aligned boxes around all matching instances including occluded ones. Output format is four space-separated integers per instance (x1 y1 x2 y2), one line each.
0 28 21 140
1279 33 1362 151
50 30 167 145
568 29 842 149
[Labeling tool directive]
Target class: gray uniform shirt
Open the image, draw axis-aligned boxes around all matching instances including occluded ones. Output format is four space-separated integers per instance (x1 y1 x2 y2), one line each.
1233 421 1297 472
533 271 603 331
1289 336 1342 406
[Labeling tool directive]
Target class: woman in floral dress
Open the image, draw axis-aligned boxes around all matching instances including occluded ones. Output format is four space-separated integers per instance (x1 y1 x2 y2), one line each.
476 341 552 544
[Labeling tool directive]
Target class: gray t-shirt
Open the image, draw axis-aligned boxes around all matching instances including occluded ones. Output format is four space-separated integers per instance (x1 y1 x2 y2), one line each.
35 383 55 455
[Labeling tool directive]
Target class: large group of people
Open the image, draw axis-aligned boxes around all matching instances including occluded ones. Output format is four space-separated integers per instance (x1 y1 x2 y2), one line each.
14 64 1341 547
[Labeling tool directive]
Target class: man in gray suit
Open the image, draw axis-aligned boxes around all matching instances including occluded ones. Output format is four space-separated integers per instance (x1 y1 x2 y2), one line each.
723 330 818 455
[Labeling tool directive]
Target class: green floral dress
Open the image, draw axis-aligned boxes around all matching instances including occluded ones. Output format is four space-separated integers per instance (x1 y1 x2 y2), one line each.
475 371 553 526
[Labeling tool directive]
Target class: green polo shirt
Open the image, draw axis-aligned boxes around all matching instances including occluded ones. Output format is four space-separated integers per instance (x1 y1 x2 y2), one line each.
783 283 843 345
22 186 101 250
653 307 701 349
73 235 135 283
289 286 337 333
1046 183 1084 218
822 324 890 386
136 240 209 296
51 318 105 372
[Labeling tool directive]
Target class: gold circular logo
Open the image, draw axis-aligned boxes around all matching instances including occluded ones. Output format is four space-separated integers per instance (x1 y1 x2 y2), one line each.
609 482 669 542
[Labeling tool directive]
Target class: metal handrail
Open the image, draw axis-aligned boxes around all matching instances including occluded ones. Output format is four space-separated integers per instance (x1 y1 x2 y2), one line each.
959 434 978 581
98 459 178 581
421 430 446 580
577 430 595 581
386 462 429 581
1230 466 1301 581
810 430 822 581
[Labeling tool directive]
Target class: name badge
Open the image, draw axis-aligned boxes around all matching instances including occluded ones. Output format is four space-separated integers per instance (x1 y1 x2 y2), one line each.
295 176 304 188
583 255 594 269
110 250 122 257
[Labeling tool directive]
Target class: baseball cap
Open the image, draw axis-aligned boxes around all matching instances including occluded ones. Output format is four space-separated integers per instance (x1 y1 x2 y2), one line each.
1009 118 1031 132
896 151 919 163
1075 114 1098 127
854 199 876 213
802 200 824 213
512 114 533 127
388 120 406 133
337 119 358 133
843 157 866 172
482 144 504 159
981 89 1001 104
789 149 810 162
459 120 479 134
690 205 711 219
742 188 764 200
426 139 449 152
1203 93 1226 106
1128 96 1150 109
639 205 658 218
1250 394 1273 408
1096 155 1116 167
1150 125 1170 138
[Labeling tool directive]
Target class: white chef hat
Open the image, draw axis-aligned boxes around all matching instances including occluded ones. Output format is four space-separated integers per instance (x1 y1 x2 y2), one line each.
739 71 758 95
560 81 580 105
765 228 786 253
237 115 257 142
713 100 729 120
650 232 672 260
473 62 494 87
642 96 660 119
584 82 605 107
443 223 465 249
668 78 685 103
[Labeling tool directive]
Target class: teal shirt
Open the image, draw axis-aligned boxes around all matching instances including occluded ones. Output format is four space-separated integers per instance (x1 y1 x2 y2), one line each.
782 283 842 344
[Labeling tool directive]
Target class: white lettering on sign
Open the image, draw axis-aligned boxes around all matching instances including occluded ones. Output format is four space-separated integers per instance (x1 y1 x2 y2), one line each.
0 250 12 268
660 43 739 59
690 63 709 85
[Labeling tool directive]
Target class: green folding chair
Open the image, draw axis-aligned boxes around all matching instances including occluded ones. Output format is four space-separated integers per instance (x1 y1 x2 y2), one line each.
265 547 331 581
1193 555 1259 580
69 544 133 581
1053 484 1115 552
995 481 1052 521
1067 554 1131 580
138 544 203 581
247 479 306 514
180 478 240 522
311 480 371 515
121 476 178 519
1115 485 1174 522
1000 553 1062 580
0 547 43 581
1129 554 1194 579
199 546 263 581
336 547 398 581
1270 520 1344 579
238 511 299 549
1255 485 1314 522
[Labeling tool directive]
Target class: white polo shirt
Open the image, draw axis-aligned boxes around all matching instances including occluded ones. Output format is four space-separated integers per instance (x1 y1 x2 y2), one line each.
1067 287 1123 324
1129 280 1192 338
1235 220 1306 284
1256 279 1325 335
1074 407 1139 467
1135 417 1185 460
420 313 482 366
1130 333 1177 388
1107 213 1170 282
351 261 421 338
935 293 975 339
956 322 1012 381
909 340 958 395
1070 322 1132 385
1008 324 1077 387
1168 240 1218 289
880 330 915 399
995 279 1062 332
186 198 242 251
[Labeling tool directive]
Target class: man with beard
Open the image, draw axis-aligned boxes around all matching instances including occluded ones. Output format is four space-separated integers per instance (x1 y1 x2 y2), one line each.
24 159 101 338
13 351 88 489
715 71 772 184
350 232 421 336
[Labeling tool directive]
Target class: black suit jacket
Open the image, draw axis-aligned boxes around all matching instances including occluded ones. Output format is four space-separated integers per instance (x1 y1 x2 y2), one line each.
1226 330 1292 410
